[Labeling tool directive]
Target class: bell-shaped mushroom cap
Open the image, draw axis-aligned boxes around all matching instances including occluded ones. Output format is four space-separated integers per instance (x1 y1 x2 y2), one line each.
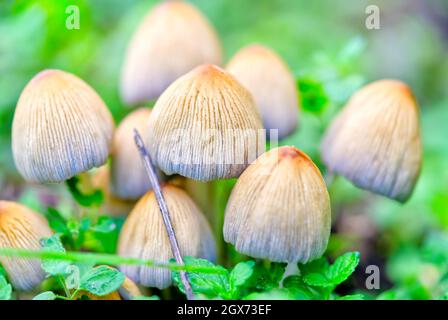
0 201 53 290
120 0 222 105
147 64 264 181
227 44 299 139
12 69 115 183
117 184 216 289
111 108 153 200
224 146 331 263
321 79 422 202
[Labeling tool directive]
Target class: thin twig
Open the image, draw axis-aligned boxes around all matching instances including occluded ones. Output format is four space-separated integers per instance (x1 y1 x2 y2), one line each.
133 129 194 300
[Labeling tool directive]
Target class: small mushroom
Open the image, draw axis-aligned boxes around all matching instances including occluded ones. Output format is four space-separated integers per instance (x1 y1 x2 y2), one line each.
12 69 115 183
224 146 331 263
227 44 299 138
147 64 264 181
117 184 216 289
0 201 53 290
111 108 153 200
120 0 222 104
321 79 422 202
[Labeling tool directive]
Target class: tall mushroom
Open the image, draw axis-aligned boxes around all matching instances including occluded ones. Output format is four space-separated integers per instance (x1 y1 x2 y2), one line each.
117 184 216 289
227 44 300 139
224 146 331 263
120 0 222 105
12 69 115 183
111 108 153 200
0 201 53 290
321 79 422 202
147 64 264 181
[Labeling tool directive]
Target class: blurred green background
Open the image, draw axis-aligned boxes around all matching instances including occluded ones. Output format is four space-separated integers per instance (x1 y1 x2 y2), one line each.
0 0 447 299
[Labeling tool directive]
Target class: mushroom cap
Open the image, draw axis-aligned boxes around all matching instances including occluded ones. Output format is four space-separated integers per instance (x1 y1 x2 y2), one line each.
12 69 115 183
120 0 222 104
321 79 422 202
111 108 153 200
227 44 299 138
147 64 264 181
223 146 331 263
117 184 216 289
0 201 53 290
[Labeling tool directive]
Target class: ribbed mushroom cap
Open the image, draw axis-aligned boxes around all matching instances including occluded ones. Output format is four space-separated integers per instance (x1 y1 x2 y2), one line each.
147 64 264 181
111 108 152 200
227 44 299 138
321 79 422 202
223 146 331 263
120 0 222 104
117 184 216 289
0 201 53 290
12 69 115 183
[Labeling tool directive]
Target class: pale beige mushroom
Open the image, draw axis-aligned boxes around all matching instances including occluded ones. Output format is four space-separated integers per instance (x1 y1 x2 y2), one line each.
0 201 53 290
111 108 153 200
147 64 264 181
12 69 115 183
227 44 299 139
224 146 331 263
120 0 222 104
117 184 216 289
321 79 422 202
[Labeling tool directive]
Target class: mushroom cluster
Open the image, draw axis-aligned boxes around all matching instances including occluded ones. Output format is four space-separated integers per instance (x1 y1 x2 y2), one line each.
2 0 423 299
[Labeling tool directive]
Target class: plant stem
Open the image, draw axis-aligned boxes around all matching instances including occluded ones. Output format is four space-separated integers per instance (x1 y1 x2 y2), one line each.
133 129 194 300
0 247 226 274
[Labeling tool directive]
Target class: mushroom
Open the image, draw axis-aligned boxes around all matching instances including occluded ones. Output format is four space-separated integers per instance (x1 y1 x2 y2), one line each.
223 146 331 263
111 108 154 200
117 184 216 289
0 201 53 290
120 0 222 105
227 44 299 139
12 69 115 183
147 64 264 181
321 79 422 202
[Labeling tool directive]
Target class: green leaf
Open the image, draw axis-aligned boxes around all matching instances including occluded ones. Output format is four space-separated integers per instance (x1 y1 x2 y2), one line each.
297 77 329 115
252 262 286 291
230 261 255 288
299 257 329 275
40 235 71 276
79 266 125 296
33 291 56 300
326 251 360 285
66 176 104 207
302 273 332 287
0 274 12 300
172 257 230 299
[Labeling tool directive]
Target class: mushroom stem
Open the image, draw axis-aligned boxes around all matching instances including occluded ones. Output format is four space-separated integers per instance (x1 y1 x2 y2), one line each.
133 129 194 300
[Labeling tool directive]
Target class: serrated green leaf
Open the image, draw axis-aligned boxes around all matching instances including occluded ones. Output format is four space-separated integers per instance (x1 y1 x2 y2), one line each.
172 257 230 299
230 261 255 288
252 262 286 291
299 257 329 275
79 266 125 296
40 235 71 276
326 252 360 285
0 274 12 300
33 291 56 300
66 176 104 207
